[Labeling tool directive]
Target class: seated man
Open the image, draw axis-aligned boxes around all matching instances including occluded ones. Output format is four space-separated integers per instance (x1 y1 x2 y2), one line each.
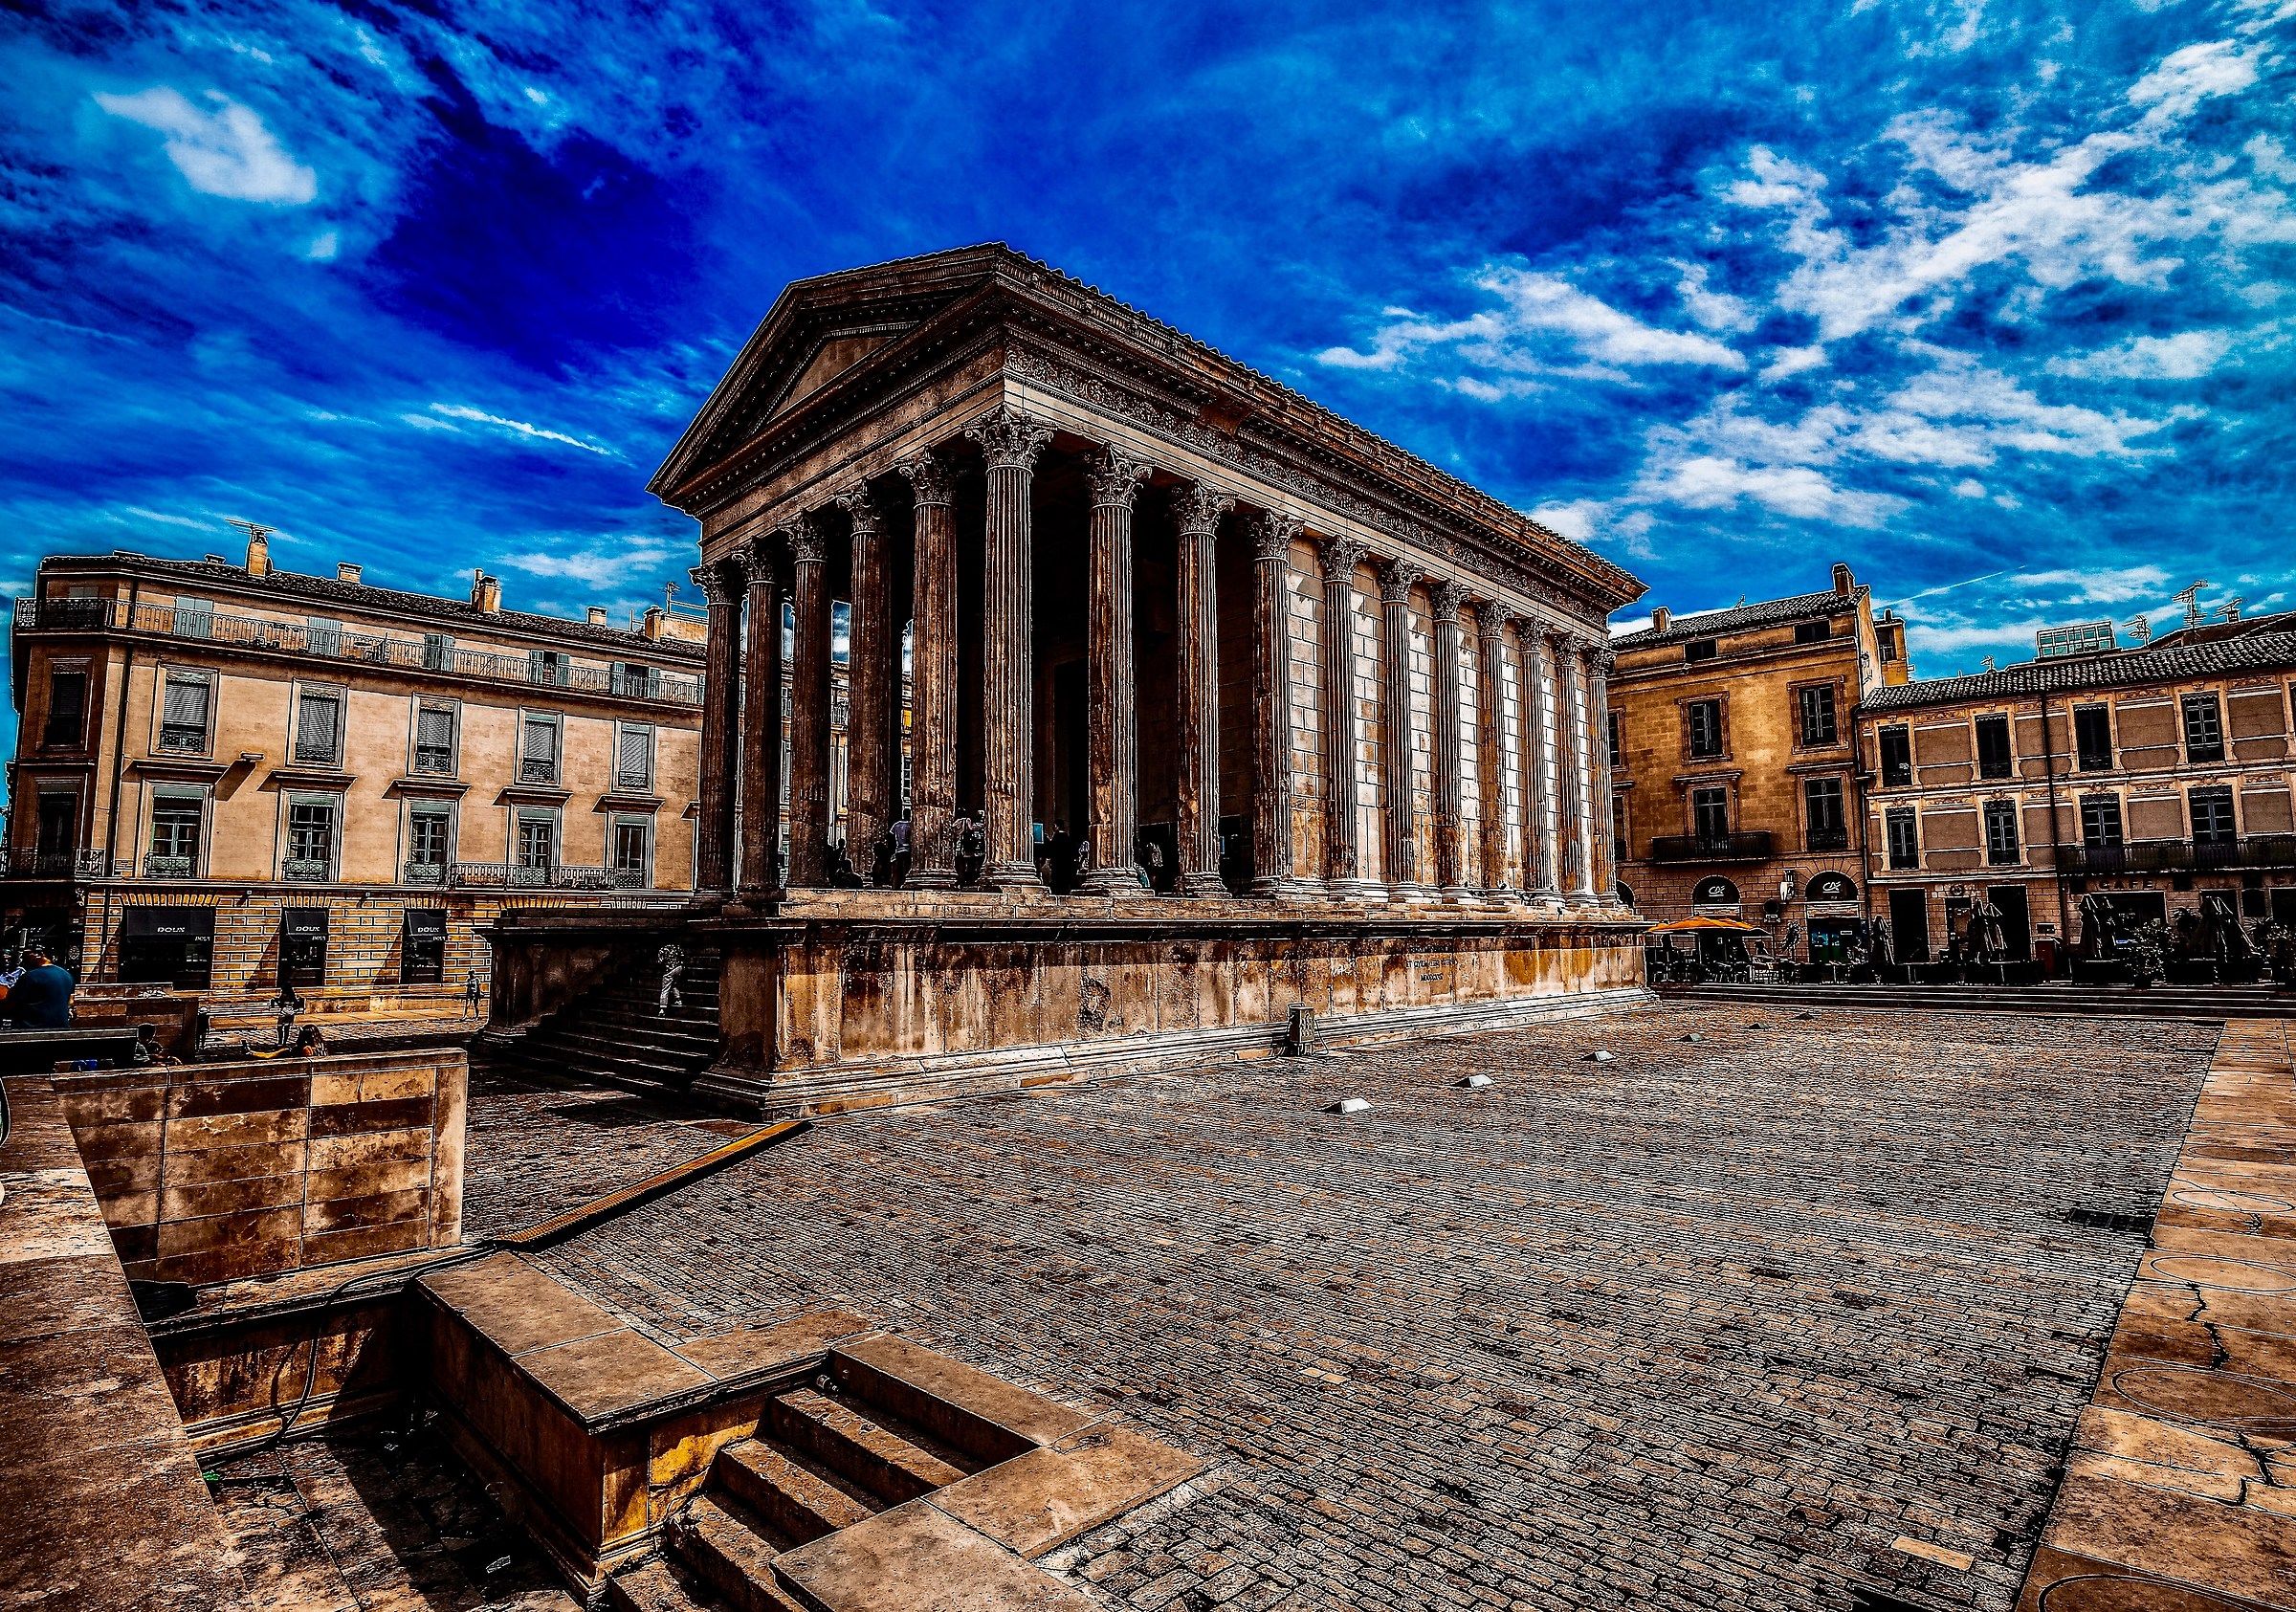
7 947 75 1029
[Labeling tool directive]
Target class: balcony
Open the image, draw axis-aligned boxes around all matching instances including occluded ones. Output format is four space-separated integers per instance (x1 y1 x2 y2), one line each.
0 848 113 879
2058 835 2296 875
142 855 195 879
282 857 336 882
403 859 651 891
1647 831 1775 864
1805 828 1850 852
12 595 701 707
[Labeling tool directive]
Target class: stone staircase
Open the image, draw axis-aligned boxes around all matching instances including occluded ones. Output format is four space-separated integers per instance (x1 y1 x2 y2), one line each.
1681 980 2296 1023
488 944 722 1099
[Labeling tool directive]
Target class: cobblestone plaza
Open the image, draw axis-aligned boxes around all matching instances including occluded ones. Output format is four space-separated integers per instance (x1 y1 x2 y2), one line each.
450 1006 2223 1611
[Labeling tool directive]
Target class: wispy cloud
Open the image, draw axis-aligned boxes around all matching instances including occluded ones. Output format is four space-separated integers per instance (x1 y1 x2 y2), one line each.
93 86 316 203
426 405 616 456
498 541 674 586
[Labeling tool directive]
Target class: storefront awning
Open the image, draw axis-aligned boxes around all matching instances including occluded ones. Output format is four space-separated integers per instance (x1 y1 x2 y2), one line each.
119 906 216 942
280 906 330 939
403 908 448 939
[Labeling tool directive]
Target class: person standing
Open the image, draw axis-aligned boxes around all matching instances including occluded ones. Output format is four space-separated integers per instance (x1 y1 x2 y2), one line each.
657 941 686 1014
9 947 76 1029
273 983 303 1049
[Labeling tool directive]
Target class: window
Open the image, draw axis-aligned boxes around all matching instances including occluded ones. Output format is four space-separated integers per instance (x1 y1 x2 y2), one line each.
158 673 211 755
612 661 657 699
2080 794 2124 850
1975 714 2013 780
1606 711 1623 767
147 792 203 875
2192 785 2237 847
1803 777 1846 850
408 806 453 867
173 599 214 639
1794 619 1831 644
295 688 344 766
1683 638 1717 664
611 817 651 885
528 650 569 688
515 812 557 872
2074 704 2113 771
1878 724 1912 787
35 791 78 856
1886 807 1919 870
1984 799 2020 865
285 796 339 878
42 667 89 749
2182 694 2225 763
519 714 561 784
1797 684 1838 746
413 704 457 775
1691 785 1731 844
1686 698 1724 760
615 723 655 791
305 617 341 656
421 632 453 672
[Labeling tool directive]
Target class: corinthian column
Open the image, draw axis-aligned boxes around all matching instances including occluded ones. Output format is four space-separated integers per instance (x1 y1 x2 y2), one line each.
837 481 893 882
964 407 1052 891
1249 510 1304 897
785 516 832 888
1475 603 1514 897
1551 632 1592 904
737 537 785 897
1584 642 1620 908
1172 481 1233 896
1521 627 1560 902
1318 536 1370 892
692 560 740 894
1379 558 1423 895
1428 578 1469 898
896 450 959 888
1080 448 1154 894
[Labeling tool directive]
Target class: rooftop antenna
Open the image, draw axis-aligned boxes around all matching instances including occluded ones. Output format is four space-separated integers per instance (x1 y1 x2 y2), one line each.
2174 580 2211 629
2218 595 2244 623
2125 614 2151 645
223 518 272 544
1981 655 1997 672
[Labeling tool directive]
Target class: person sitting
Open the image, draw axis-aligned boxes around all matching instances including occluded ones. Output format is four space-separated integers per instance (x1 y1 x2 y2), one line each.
290 1025 329 1057
7 947 75 1029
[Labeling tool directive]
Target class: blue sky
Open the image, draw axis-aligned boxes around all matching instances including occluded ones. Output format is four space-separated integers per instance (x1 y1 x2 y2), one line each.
4 0 2293 722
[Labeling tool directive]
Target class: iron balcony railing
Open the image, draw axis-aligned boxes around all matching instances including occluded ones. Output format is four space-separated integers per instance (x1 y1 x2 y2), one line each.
13 595 701 707
1647 830 1776 863
142 855 195 879
0 848 114 879
403 858 651 891
1805 828 1850 852
2058 835 2296 874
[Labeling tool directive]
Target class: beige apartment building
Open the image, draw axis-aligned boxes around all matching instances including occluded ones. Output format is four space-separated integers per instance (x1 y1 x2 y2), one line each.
1858 629 2296 967
5 532 706 1017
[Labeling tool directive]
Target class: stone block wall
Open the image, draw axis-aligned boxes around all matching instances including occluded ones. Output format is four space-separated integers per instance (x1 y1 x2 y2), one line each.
55 1048 468 1286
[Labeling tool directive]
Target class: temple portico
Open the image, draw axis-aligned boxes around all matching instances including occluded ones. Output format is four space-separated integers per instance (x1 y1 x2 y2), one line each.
641 246 1646 1114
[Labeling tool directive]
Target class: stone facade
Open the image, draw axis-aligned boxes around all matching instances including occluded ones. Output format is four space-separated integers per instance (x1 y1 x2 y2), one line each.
1610 564 1910 958
644 246 1648 1112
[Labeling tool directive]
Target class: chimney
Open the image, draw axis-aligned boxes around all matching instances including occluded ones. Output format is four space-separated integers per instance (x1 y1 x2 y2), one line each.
337 562 363 585
244 529 271 577
1651 607 1671 633
585 606 608 627
471 571 501 614
1832 563 1855 597
641 606 664 640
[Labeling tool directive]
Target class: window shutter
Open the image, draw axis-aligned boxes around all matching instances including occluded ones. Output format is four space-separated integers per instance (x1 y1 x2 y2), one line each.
617 726 650 784
416 706 453 750
522 718 557 762
298 693 341 760
164 676 209 728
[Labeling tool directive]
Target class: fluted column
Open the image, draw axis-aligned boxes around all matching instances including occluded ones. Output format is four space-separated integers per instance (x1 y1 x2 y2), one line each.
1379 558 1423 894
1318 536 1371 892
896 451 959 888
1428 579 1469 897
1173 482 1233 896
1551 631 1592 904
837 481 893 882
1521 627 1559 901
736 538 785 897
1080 449 1154 894
692 561 741 894
1475 603 1514 897
1249 510 1304 897
785 516 832 888
1585 643 1620 907
965 407 1052 890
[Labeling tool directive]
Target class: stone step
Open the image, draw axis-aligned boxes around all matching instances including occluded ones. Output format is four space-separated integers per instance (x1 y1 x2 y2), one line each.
829 1333 1091 1466
665 1492 805 1612
542 1026 718 1061
713 1437 879 1544
766 1386 969 1506
607 1557 724 1612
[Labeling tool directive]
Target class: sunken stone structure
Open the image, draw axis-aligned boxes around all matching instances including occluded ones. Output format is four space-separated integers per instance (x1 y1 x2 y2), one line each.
641 245 1647 1115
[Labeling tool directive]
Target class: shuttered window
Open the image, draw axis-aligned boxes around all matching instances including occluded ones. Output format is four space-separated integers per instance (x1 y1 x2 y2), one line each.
616 724 653 790
159 674 210 753
295 690 342 764
519 716 560 783
413 705 456 774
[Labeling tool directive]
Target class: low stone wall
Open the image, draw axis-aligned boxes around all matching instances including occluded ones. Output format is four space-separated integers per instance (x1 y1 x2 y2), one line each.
55 1047 468 1286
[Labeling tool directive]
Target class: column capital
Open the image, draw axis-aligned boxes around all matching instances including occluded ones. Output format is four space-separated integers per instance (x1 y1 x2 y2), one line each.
784 515 828 568
1475 600 1516 640
1319 534 1371 577
1171 480 1235 537
965 406 1052 472
690 561 740 607
1586 643 1617 674
1254 509 1304 560
1428 579 1468 624
1085 448 1155 509
894 450 957 506
733 536 783 589
833 481 887 539
1379 556 1423 605
1548 627 1585 657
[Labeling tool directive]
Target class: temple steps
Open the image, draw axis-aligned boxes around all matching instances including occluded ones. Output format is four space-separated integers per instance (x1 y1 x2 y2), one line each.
486 946 723 1099
665 1493 806 1612
1680 982 2296 1022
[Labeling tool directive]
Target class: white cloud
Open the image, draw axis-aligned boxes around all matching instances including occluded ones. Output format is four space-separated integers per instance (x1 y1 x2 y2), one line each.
2127 39 2260 127
93 87 316 205
1635 454 1907 527
1758 345 1828 382
427 404 615 455
500 541 674 586
2046 330 2231 379
305 231 339 261
124 506 219 531
1672 261 1756 333
2002 564 2173 605
1953 477 1987 497
2250 134 2296 184
1529 499 1605 542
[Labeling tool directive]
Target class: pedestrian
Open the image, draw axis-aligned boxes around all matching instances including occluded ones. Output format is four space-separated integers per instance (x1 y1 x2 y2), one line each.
464 968 484 1018
272 983 303 1048
657 941 687 1014
9 946 76 1029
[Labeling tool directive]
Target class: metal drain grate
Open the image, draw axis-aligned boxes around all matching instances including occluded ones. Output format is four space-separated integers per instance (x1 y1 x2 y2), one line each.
2064 1205 2155 1236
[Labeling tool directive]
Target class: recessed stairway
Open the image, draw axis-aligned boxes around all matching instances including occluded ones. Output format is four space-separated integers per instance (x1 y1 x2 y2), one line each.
1680 981 2296 1023
487 943 722 1099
